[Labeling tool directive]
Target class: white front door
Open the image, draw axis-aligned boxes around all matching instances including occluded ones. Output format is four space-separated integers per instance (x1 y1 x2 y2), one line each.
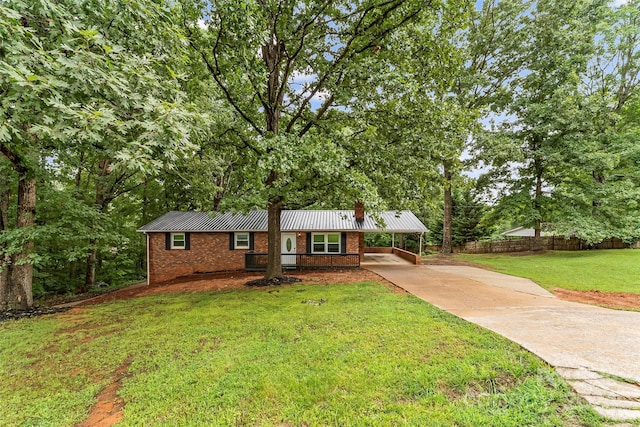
281 233 297 266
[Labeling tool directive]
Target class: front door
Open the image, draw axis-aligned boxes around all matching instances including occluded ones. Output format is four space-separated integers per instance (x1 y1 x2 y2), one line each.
281 233 297 266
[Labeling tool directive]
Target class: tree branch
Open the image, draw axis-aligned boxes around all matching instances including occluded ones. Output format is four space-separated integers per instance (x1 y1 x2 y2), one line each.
181 10 264 137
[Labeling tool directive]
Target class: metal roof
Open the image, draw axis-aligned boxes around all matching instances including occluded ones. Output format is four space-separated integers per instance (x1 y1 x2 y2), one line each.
501 226 553 237
138 210 427 233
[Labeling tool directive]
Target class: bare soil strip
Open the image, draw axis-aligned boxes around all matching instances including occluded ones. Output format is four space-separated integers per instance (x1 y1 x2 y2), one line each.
552 288 640 310
76 357 133 427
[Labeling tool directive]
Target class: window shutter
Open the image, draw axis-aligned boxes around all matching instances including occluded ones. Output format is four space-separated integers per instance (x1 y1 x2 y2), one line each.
306 232 312 253
185 233 191 250
341 232 347 254
249 232 255 250
165 233 171 250
229 232 235 250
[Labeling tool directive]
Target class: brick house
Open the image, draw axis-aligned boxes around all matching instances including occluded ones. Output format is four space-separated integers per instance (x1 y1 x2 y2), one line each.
138 206 427 284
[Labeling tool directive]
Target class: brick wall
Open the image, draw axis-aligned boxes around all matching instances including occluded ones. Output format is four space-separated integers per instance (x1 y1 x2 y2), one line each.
148 232 268 283
346 232 361 254
392 247 421 265
148 231 364 284
364 247 393 254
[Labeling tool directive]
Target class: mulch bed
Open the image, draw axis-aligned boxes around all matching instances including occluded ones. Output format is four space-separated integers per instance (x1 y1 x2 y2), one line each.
0 306 70 322
245 276 303 287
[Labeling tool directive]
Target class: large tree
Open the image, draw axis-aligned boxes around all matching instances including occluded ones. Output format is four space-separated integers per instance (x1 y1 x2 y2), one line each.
183 0 460 280
550 0 640 243
474 0 606 247
0 0 196 309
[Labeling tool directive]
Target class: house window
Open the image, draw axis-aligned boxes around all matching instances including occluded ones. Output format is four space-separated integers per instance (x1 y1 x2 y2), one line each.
312 233 341 253
171 233 185 249
327 233 340 253
235 232 250 249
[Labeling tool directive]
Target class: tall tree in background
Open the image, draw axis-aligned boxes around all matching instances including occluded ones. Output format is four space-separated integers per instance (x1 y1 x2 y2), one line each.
474 0 605 248
551 0 640 243
183 0 461 280
435 0 530 253
0 0 197 308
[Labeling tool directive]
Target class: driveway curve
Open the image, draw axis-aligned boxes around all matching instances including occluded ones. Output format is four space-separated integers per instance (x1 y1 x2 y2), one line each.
367 264 640 422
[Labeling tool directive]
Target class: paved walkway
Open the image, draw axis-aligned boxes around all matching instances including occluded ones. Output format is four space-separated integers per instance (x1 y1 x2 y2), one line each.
366 264 640 422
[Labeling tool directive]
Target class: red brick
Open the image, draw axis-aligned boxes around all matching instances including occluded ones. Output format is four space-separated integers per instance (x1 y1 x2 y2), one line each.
147 231 363 284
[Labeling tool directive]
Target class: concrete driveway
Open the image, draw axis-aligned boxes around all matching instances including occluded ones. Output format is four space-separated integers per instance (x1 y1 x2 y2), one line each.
366 264 640 422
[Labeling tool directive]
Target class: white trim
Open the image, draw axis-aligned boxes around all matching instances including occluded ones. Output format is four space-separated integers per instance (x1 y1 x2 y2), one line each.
146 233 150 286
234 232 250 249
311 232 341 254
171 232 186 249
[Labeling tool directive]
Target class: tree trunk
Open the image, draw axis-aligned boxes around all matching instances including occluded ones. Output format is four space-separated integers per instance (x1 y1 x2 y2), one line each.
532 168 543 252
83 159 110 292
441 162 453 254
265 199 284 280
0 185 10 311
75 151 84 191
262 36 286 280
0 261 9 311
8 178 36 309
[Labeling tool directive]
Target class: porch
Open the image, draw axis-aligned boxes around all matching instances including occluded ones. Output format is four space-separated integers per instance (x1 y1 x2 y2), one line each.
245 253 361 271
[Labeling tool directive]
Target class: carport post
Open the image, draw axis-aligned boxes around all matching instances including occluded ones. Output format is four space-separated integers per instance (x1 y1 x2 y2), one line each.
391 233 395 248
419 232 423 255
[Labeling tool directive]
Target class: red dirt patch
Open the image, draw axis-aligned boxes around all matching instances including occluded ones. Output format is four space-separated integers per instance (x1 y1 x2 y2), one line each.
76 357 132 427
552 288 640 310
77 269 401 306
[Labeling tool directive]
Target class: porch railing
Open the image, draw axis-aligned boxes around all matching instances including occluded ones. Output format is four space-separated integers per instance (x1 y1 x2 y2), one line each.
245 253 360 271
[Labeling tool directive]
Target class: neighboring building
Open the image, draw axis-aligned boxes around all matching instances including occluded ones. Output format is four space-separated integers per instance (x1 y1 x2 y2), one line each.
138 207 427 284
501 226 553 237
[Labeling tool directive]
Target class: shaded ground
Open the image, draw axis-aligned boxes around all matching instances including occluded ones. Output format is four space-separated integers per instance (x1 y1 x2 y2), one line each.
0 306 69 322
76 269 399 306
62 257 640 310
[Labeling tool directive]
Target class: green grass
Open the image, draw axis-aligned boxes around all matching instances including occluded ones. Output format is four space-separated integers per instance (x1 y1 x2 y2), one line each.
0 282 605 426
456 249 640 294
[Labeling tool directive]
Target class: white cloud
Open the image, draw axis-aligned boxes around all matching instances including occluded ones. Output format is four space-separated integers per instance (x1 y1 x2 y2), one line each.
290 71 317 85
289 71 329 103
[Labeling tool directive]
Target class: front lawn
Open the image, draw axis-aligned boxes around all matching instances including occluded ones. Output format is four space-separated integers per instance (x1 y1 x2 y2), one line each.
0 282 602 426
456 249 640 294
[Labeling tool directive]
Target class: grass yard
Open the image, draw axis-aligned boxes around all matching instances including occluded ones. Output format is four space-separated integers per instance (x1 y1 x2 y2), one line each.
0 282 604 426
455 250 640 294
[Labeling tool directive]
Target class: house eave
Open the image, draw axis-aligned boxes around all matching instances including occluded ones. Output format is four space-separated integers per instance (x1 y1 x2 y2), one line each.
137 210 428 234
138 228 427 234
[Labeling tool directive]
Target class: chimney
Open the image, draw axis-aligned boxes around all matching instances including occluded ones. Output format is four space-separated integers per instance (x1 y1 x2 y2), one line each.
355 201 365 224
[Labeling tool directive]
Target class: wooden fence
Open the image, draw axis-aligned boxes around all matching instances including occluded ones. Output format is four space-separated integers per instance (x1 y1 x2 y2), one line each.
453 237 634 254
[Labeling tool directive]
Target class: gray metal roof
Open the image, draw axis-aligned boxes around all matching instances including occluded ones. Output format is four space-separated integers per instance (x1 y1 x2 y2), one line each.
138 210 427 233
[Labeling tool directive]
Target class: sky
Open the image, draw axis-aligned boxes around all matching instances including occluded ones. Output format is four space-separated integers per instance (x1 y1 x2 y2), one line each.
476 0 630 7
